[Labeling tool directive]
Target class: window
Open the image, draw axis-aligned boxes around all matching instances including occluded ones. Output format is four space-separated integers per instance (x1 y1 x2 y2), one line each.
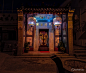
8 31 16 40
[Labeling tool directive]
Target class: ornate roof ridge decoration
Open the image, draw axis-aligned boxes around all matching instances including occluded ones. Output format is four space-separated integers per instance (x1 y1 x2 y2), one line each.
69 9 75 12
17 7 69 12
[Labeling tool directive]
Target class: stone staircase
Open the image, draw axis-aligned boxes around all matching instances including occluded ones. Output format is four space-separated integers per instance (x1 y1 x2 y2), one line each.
73 45 86 59
54 53 86 72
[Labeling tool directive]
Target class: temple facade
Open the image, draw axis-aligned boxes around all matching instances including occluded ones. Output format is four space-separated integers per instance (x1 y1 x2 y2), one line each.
17 7 75 55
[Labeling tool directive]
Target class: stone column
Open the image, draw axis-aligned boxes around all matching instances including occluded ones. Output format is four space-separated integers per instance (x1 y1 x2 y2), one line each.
17 10 23 55
49 29 54 51
68 9 75 55
34 28 39 51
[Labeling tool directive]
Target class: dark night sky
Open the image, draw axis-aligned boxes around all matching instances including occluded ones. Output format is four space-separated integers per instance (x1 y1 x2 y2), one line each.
0 0 65 10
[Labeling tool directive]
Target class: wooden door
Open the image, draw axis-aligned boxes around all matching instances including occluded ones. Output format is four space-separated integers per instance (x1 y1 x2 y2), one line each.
39 29 49 51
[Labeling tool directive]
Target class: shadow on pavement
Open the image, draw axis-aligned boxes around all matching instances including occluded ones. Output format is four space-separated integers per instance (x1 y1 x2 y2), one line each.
50 54 73 73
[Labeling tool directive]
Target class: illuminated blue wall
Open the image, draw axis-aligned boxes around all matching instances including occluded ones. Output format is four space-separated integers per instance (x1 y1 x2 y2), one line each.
35 14 54 22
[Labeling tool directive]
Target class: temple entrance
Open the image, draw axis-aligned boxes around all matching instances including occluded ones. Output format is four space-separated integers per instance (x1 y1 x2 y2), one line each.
39 29 49 51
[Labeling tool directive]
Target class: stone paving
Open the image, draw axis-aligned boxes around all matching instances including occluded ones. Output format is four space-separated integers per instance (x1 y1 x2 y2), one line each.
0 52 58 73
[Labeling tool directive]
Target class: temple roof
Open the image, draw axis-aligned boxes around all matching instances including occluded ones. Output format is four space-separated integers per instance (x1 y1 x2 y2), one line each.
17 1 70 13
17 7 69 13
17 2 69 13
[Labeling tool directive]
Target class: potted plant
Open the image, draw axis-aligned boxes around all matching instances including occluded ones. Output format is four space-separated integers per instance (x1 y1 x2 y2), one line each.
24 42 30 53
58 41 65 53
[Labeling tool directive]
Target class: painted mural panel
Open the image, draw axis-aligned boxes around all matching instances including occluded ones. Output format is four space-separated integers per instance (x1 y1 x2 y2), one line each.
55 25 61 35
27 17 36 35
27 26 33 35
27 37 32 46
54 14 62 35
55 37 61 46
35 14 53 21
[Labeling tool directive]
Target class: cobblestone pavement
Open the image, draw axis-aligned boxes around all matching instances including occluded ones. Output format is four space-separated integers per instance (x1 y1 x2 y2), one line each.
0 52 58 73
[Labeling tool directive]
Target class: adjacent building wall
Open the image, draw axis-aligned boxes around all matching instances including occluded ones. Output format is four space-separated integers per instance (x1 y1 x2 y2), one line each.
71 0 86 47
0 13 18 51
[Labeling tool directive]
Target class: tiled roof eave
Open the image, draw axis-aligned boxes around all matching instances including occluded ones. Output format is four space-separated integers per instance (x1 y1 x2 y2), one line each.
17 8 69 12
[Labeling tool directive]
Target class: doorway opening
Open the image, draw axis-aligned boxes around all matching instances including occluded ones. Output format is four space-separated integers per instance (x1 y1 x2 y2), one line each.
39 29 49 51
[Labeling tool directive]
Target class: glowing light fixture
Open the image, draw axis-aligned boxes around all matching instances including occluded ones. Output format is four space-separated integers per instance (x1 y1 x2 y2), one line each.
53 17 62 26
28 17 36 26
54 22 61 25
36 23 39 26
31 22 34 24
49 23 51 25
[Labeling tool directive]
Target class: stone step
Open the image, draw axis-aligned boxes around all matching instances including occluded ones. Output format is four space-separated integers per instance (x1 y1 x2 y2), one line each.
14 56 50 58
55 53 69 56
74 50 86 53
74 49 86 51
73 46 86 50
74 48 86 50
74 53 86 56
22 53 53 56
77 57 86 59
57 55 75 58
